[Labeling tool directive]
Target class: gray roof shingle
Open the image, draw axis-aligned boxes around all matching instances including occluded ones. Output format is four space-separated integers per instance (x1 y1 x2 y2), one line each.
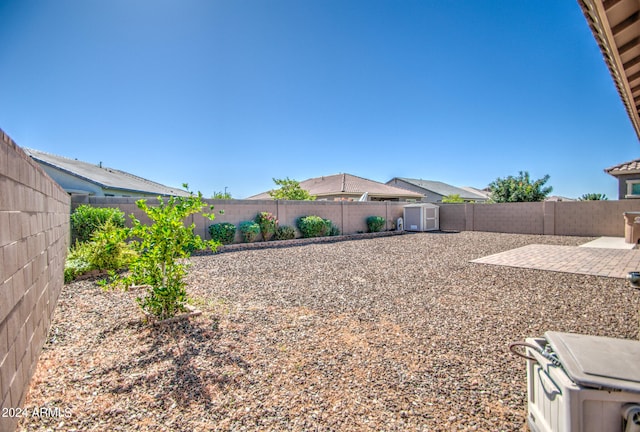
24 148 190 196
392 178 487 200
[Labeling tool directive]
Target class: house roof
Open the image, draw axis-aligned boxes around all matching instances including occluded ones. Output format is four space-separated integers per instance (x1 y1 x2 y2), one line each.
248 173 423 200
458 186 491 200
391 178 488 200
24 148 190 196
579 0 640 140
604 157 640 175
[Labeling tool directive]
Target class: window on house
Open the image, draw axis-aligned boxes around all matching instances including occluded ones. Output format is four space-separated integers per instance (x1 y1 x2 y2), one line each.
626 180 640 197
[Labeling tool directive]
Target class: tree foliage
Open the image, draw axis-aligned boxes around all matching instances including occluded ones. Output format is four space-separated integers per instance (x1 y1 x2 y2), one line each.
488 171 552 203
110 188 220 320
212 191 233 199
70 205 125 244
268 177 316 201
578 193 608 201
442 194 465 203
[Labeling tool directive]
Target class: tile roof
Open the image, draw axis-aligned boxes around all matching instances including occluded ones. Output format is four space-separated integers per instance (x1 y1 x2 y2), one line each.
248 173 423 199
24 148 190 196
392 178 488 200
604 158 640 176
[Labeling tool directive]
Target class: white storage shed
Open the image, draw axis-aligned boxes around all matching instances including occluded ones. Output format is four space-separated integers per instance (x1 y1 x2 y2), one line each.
403 203 439 232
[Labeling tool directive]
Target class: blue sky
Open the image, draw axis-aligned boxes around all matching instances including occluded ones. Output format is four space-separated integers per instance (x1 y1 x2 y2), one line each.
0 1 637 199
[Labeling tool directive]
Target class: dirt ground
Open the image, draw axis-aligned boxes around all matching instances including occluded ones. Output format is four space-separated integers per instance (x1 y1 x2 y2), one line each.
18 231 640 431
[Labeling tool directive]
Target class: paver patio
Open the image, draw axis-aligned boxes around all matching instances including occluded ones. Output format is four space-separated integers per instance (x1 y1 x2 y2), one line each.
471 240 640 278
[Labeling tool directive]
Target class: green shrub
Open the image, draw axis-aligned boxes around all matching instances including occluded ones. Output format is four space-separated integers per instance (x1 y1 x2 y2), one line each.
297 215 334 238
70 205 125 244
208 222 237 244
239 221 261 243
326 220 341 236
64 242 93 283
87 219 135 270
63 220 136 283
366 216 386 233
274 225 296 240
255 211 278 241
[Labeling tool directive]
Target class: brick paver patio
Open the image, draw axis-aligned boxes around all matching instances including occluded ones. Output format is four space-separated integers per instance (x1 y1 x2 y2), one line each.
471 243 640 278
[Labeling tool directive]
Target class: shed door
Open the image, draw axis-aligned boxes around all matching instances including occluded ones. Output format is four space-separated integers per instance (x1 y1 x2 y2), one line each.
424 207 438 231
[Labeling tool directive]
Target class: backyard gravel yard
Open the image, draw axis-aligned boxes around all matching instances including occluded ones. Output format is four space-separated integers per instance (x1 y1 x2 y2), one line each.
18 231 640 431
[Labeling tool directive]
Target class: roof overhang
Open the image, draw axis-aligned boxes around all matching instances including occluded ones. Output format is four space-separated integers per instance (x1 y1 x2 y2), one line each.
580 0 640 140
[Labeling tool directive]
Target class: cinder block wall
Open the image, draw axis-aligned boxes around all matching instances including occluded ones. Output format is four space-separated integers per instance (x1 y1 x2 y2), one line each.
71 196 407 240
440 201 640 237
0 130 70 432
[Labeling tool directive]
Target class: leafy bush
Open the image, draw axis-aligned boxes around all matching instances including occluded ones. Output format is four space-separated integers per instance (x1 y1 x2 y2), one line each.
255 211 278 241
366 216 386 233
327 220 341 236
297 216 338 238
239 221 261 243
70 205 125 244
208 222 237 244
64 220 136 283
87 219 135 270
297 216 327 238
110 191 220 320
64 242 93 283
274 225 296 240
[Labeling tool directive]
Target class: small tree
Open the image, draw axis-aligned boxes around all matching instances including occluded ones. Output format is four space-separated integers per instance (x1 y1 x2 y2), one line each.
578 193 608 201
268 177 316 200
113 188 219 320
489 171 552 203
442 194 465 203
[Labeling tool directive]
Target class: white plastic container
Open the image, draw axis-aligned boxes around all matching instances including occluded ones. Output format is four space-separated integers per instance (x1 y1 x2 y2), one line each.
525 333 640 432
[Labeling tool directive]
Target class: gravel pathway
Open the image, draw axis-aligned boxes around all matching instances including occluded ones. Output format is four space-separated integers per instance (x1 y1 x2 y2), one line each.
18 231 640 431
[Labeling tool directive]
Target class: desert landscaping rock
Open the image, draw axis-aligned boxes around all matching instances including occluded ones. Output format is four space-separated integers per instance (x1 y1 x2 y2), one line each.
19 231 640 431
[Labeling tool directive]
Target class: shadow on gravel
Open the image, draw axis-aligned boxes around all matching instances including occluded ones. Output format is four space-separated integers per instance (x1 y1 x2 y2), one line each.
96 319 249 408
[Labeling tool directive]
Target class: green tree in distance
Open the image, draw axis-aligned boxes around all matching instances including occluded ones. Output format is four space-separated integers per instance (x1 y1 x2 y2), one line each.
442 194 465 203
212 191 232 199
489 171 552 203
578 193 608 201
268 177 316 201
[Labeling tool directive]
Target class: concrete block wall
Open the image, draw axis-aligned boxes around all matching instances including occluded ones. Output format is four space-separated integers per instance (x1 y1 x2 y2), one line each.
71 197 408 241
554 200 640 237
0 129 70 432
473 202 544 234
71 195 640 241
439 200 640 237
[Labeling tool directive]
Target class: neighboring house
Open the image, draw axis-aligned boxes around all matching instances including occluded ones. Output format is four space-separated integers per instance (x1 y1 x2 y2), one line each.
605 158 640 199
545 196 576 202
24 148 190 197
386 178 489 203
248 173 423 201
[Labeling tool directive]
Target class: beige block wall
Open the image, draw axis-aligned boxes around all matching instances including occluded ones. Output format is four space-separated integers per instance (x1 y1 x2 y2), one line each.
439 201 640 237
473 202 544 234
554 200 640 237
0 130 70 432
438 204 466 231
72 197 408 240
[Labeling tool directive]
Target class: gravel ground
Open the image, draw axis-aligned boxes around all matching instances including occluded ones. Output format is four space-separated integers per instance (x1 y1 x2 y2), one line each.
18 231 640 431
